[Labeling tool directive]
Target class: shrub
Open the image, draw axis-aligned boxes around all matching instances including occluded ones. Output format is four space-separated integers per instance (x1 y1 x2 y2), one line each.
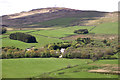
7 52 14 58
48 44 58 50
102 39 107 44
109 56 118 59
47 42 71 50
117 45 120 50
50 50 60 58
2 51 7 59
92 57 99 62
1 27 7 34
74 29 88 34
104 49 114 55
59 43 71 49
9 32 37 43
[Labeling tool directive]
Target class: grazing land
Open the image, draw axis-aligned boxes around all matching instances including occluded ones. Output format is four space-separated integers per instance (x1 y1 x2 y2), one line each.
2 22 118 49
91 22 118 34
2 58 118 78
2 26 94 49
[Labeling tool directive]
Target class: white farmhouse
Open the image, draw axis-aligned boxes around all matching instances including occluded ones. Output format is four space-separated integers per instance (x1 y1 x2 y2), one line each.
60 48 65 53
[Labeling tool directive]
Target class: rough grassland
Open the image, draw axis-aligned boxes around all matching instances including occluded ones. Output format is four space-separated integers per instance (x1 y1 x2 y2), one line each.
29 17 79 27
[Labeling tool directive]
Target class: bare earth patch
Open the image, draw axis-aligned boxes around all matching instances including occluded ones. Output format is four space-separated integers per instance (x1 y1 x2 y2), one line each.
88 64 120 75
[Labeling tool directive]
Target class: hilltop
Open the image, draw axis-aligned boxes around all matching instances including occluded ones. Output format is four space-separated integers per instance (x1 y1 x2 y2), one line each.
2 7 118 28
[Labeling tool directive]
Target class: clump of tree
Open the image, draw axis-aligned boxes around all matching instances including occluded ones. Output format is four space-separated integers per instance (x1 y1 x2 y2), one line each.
9 32 37 43
76 38 92 44
74 29 89 34
1 27 7 34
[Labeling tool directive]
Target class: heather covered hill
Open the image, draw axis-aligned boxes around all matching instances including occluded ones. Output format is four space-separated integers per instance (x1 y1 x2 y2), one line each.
2 7 117 28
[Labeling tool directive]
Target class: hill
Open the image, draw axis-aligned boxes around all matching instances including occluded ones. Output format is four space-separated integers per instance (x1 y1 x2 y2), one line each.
2 7 118 28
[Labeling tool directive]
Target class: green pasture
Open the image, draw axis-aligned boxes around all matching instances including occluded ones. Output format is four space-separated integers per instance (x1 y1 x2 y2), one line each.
91 22 118 34
2 26 93 49
2 58 118 78
2 35 63 49
2 22 118 49
31 26 93 38
2 58 91 78
93 59 118 64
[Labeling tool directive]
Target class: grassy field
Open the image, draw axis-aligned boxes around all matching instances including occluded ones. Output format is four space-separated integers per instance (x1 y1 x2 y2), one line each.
2 26 93 49
91 22 118 34
2 58 91 78
2 35 63 49
2 58 118 78
31 26 94 38
2 22 118 49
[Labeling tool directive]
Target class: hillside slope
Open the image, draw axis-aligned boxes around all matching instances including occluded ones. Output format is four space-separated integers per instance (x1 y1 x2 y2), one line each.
2 7 118 28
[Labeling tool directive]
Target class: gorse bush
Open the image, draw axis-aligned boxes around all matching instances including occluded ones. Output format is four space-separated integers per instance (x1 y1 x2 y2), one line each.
9 32 37 43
